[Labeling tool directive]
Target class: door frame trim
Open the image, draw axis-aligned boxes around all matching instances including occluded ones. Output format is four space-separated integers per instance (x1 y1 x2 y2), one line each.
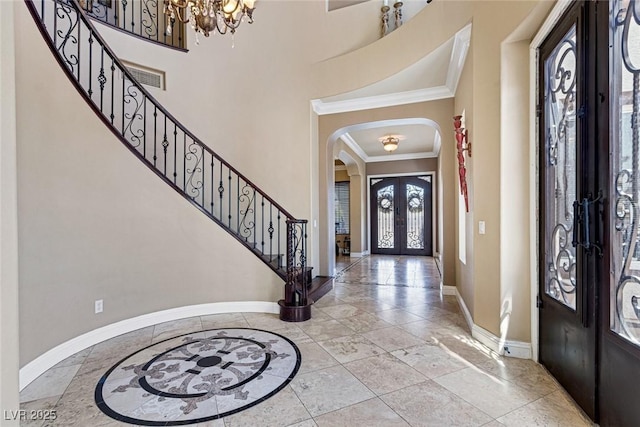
366 171 437 257
528 0 574 363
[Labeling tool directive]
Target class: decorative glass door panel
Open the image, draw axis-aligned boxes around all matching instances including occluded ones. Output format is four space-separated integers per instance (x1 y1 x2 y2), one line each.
544 24 578 310
600 3 640 425
405 183 425 250
610 0 640 347
370 176 432 256
376 185 395 249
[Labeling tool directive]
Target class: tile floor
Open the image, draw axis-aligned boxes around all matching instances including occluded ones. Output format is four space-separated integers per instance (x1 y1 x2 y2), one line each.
20 255 595 426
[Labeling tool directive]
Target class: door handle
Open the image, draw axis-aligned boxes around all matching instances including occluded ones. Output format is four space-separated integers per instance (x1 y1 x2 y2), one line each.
572 191 603 256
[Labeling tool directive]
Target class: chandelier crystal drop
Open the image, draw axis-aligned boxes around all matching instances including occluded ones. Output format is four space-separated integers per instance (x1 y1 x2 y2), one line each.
164 0 256 39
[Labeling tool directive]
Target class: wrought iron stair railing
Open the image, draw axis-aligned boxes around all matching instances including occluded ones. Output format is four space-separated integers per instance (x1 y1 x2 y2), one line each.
24 0 310 317
79 0 186 50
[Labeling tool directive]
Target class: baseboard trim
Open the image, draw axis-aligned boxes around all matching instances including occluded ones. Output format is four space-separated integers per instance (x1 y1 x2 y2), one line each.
19 301 279 390
441 284 457 296
454 289 474 332
349 251 369 258
453 290 532 360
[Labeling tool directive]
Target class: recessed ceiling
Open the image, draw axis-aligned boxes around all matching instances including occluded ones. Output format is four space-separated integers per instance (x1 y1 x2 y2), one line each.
349 124 436 158
319 23 471 163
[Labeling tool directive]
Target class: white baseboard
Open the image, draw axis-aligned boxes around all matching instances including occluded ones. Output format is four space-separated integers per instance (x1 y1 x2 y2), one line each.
350 251 369 258
441 284 457 296
19 301 279 391
455 290 474 332
454 290 532 360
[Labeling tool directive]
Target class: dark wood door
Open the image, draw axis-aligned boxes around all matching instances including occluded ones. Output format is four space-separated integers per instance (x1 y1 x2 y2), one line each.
370 176 432 256
599 1 640 425
538 2 598 420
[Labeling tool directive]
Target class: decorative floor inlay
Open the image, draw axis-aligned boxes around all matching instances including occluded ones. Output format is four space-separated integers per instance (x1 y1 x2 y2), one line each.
95 328 301 425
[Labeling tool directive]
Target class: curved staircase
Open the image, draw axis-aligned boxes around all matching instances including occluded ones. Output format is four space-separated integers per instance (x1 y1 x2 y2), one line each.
23 0 327 320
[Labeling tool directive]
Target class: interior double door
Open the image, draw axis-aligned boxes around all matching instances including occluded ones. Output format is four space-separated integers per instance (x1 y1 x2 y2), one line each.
539 1 640 425
370 176 432 256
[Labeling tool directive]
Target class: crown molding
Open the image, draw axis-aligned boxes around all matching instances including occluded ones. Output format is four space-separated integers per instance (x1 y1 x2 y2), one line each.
312 85 453 115
446 23 472 94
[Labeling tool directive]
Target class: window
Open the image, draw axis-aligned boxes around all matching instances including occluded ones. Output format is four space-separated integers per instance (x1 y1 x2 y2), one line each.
335 181 350 234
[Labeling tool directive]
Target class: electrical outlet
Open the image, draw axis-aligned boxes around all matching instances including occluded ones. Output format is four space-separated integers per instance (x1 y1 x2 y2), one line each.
95 299 103 314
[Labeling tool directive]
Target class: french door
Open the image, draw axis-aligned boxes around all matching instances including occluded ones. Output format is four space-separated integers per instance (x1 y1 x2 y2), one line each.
539 1 640 425
538 3 597 418
370 176 432 256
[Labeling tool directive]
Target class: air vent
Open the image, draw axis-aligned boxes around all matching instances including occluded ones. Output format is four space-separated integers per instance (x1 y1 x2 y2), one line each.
121 60 165 90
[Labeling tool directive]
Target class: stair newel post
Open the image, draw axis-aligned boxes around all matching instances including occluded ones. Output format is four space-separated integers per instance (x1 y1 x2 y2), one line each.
279 219 312 322
284 219 296 305
300 220 308 306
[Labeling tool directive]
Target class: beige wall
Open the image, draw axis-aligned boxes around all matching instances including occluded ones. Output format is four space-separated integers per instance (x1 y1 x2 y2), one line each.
499 43 535 343
454 37 475 317
1 1 20 419
15 4 283 365
366 158 438 176
461 1 549 337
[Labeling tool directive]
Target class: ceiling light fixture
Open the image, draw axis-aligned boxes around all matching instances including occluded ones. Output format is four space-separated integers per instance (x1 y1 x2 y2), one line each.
164 0 256 42
379 135 403 152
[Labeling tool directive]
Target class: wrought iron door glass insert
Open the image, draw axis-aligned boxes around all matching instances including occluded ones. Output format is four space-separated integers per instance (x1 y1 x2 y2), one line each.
611 0 640 346
25 0 308 308
405 183 425 250
95 328 301 425
376 185 395 249
544 24 578 310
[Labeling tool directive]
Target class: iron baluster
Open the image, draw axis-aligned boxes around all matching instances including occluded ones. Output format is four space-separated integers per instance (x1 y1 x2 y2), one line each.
277 212 281 269
269 204 273 263
152 105 157 166
183 134 187 191
76 14 80 82
88 32 93 97
236 175 240 234
143 97 147 158
130 0 135 35
173 124 177 184
162 116 168 176
201 149 205 208
121 72 125 137
109 58 115 124
53 0 57 47
98 48 104 111
218 163 223 220
122 0 127 33
210 156 215 215
261 198 265 255
228 174 232 227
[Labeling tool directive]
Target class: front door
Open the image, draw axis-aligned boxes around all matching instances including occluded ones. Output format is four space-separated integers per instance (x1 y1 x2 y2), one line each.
538 2 598 419
539 1 640 425
370 176 432 256
599 0 640 425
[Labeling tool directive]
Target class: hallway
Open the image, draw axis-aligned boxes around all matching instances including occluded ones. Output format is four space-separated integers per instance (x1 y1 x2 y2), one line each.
18 256 593 426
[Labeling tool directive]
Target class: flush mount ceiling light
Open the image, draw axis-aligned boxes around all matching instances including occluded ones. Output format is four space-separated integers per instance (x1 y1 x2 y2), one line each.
164 0 256 42
379 135 405 152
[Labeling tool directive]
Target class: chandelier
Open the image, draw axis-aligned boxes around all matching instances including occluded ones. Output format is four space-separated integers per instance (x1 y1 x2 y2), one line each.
164 0 256 40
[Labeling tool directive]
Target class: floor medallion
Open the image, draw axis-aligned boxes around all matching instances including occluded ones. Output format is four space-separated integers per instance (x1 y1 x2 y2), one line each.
95 328 301 425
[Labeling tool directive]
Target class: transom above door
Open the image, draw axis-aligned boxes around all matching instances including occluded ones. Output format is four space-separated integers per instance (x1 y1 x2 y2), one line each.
370 176 432 256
